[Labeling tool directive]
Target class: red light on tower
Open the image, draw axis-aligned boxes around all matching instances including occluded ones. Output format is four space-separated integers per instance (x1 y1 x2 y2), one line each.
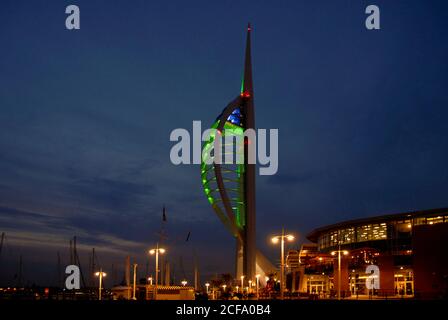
241 91 251 98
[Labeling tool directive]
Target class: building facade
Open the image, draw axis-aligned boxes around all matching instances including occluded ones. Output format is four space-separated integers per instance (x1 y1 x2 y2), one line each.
296 208 448 299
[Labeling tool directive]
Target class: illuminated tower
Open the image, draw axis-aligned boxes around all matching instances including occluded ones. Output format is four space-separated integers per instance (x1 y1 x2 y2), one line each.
201 24 257 280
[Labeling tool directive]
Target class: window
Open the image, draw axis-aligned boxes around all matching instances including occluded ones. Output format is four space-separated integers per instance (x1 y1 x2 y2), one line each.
356 223 387 242
427 216 444 225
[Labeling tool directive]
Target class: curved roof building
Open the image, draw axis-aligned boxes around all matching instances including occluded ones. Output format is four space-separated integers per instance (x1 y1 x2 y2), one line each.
303 208 448 299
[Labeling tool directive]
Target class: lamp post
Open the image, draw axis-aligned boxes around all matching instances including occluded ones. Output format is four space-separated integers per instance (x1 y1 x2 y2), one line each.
248 280 252 294
205 282 210 294
148 276 153 285
331 245 349 300
149 243 166 300
255 274 260 299
240 275 245 292
132 263 138 300
94 269 107 301
181 280 188 287
272 228 294 300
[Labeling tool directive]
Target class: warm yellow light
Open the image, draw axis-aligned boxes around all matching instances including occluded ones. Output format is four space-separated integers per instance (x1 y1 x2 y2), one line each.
318 257 323 261
271 237 279 244
159 248 166 254
149 249 155 255
205 283 210 287
255 274 260 279
240 275 245 279
343 250 349 255
286 235 294 241
331 251 336 256
95 272 100 276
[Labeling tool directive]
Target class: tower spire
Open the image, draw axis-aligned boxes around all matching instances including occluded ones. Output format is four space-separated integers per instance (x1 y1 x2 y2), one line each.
241 23 253 96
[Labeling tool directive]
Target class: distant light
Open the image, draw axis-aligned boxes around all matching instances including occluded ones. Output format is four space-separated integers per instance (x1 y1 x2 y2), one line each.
159 248 166 254
331 251 336 256
343 250 349 255
271 237 279 244
286 235 295 241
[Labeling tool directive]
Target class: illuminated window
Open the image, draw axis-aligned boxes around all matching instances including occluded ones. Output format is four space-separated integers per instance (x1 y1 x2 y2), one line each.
339 228 355 244
427 216 444 225
356 223 387 242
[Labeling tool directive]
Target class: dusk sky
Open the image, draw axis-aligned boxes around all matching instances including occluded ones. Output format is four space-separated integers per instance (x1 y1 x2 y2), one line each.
1 0 448 286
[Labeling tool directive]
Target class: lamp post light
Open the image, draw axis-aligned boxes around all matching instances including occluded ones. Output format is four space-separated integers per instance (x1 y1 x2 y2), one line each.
248 280 252 294
255 274 260 299
149 243 166 300
148 276 153 285
236 285 239 293
222 284 227 292
205 282 210 294
94 269 107 301
181 280 188 287
240 275 245 292
272 228 295 300
331 245 349 300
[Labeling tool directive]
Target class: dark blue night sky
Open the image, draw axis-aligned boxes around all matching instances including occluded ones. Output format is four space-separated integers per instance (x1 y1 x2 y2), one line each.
1 0 447 285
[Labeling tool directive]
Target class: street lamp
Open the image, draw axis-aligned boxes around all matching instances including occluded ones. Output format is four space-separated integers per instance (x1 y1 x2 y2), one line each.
222 284 227 292
272 228 295 300
149 243 166 300
255 274 260 299
181 280 188 287
248 280 252 294
331 247 349 300
148 276 153 285
94 269 107 301
240 275 245 292
205 282 210 294
236 285 239 293
132 263 138 300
